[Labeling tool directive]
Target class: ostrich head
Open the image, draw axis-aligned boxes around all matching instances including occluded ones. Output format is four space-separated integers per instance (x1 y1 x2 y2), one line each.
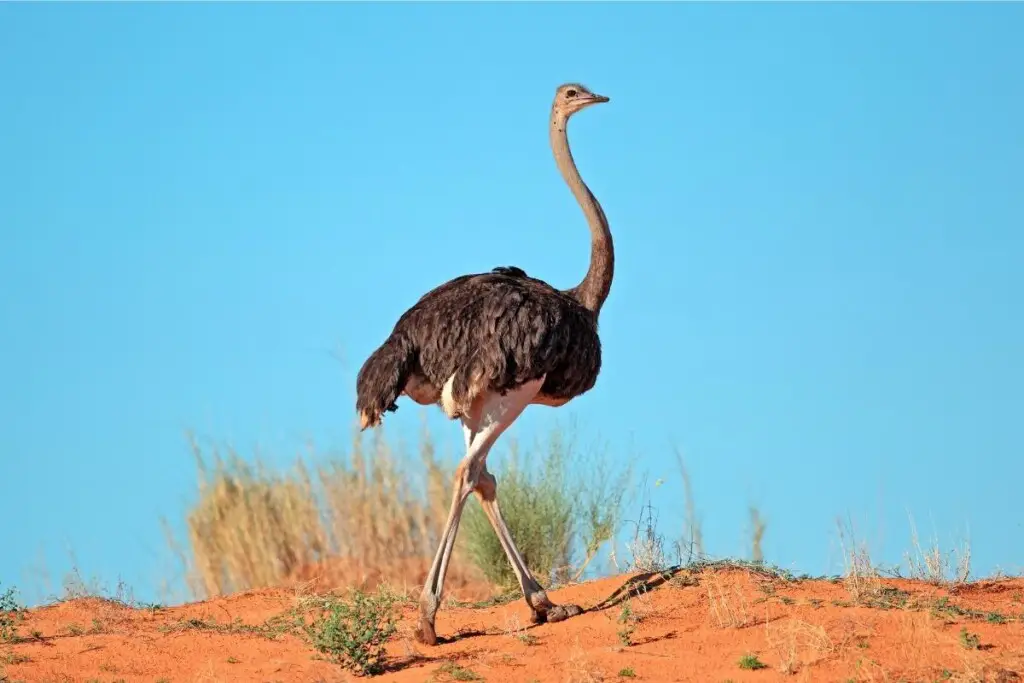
552 83 609 119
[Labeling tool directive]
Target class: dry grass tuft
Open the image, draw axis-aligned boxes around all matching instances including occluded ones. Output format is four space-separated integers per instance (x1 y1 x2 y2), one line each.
905 512 972 585
624 496 668 573
766 617 834 675
837 517 883 604
168 427 481 600
704 569 754 628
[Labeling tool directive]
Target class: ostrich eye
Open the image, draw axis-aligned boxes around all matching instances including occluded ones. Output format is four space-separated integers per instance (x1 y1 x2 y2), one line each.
565 89 577 98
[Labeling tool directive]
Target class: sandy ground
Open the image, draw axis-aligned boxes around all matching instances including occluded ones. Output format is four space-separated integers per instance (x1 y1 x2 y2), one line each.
4 566 1023 682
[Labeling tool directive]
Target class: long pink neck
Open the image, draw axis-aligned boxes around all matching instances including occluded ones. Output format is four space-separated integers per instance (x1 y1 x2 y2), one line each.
550 113 614 316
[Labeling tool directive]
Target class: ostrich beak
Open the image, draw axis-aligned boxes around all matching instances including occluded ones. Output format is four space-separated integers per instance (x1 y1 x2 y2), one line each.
587 93 610 104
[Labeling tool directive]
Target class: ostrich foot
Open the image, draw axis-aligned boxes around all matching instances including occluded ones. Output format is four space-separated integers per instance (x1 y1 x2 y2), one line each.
415 618 438 646
547 603 585 622
528 591 585 624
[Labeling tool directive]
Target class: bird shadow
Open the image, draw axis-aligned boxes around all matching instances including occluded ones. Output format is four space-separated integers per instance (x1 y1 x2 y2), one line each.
630 629 678 647
434 628 489 644
383 653 432 673
588 565 691 614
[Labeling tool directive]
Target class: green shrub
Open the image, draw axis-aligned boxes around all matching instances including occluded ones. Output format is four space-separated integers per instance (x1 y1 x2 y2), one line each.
738 653 767 670
461 426 631 588
0 584 22 643
301 590 398 676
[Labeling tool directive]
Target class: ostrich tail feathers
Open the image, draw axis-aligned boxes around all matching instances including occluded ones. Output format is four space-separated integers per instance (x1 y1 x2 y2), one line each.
355 334 414 430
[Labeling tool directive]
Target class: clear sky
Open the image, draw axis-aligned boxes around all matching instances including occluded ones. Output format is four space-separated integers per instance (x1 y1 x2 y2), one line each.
2 2 1022 606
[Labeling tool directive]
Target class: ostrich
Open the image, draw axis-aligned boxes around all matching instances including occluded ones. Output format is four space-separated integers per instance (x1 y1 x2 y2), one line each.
355 82 613 645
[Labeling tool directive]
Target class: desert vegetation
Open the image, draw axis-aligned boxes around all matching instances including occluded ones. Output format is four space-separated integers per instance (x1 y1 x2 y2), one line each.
2 420 1022 683
163 421 638 603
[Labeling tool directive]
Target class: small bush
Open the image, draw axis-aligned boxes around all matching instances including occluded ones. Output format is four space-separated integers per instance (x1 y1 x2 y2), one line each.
301 590 398 676
461 426 631 588
738 653 767 670
958 627 980 650
617 601 637 646
0 584 23 643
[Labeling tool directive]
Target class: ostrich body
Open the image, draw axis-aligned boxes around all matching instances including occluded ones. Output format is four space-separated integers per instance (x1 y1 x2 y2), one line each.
355 83 613 645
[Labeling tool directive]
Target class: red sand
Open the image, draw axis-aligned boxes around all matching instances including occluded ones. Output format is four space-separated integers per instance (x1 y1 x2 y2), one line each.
4 568 1023 682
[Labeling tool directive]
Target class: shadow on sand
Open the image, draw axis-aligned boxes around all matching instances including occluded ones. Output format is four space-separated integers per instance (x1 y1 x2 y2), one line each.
587 565 692 613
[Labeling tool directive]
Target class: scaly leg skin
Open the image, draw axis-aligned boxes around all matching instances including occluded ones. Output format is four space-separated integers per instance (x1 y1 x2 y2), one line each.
415 465 474 645
416 377 546 646
473 468 583 625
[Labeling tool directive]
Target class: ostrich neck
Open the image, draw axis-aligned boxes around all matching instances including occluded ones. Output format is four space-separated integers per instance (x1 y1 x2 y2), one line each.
550 115 614 316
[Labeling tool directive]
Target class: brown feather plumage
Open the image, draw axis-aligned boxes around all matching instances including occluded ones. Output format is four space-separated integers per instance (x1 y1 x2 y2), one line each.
355 265 601 428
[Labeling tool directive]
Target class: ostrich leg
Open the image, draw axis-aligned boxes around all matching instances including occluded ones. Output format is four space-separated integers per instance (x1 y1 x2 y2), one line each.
472 467 583 624
417 377 543 645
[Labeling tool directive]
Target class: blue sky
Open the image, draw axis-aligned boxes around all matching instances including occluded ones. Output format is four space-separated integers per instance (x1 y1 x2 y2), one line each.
2 3 1022 605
